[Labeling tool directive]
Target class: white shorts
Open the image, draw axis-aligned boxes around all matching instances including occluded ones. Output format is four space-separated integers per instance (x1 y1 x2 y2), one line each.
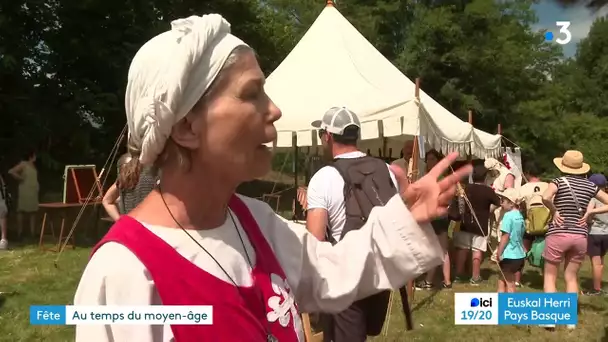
0 200 7 218
454 231 488 252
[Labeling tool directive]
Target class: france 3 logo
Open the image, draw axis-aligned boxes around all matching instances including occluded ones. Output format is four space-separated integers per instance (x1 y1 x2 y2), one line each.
454 293 499 325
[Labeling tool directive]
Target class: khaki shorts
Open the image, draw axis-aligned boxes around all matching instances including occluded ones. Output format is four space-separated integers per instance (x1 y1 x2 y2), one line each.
454 231 488 252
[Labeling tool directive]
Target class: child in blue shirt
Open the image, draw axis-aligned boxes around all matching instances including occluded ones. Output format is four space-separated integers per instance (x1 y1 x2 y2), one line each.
496 188 526 293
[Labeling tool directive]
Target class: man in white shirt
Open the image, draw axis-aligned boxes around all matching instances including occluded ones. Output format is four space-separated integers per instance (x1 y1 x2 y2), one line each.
306 107 399 243
516 161 549 286
519 162 549 241
306 107 400 342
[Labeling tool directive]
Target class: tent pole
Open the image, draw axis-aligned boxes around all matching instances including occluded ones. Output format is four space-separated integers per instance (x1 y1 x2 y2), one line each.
462 110 474 275
292 134 301 221
400 78 422 332
497 124 503 154
411 78 421 180
468 109 473 160
382 138 388 159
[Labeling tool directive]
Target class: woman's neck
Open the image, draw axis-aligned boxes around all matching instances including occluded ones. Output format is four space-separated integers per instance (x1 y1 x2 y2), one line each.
134 165 239 230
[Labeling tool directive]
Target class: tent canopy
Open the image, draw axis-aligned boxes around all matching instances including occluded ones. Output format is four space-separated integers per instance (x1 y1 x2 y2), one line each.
264 3 501 159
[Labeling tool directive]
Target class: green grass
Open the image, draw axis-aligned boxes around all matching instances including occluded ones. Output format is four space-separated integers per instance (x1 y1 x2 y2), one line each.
1 245 607 342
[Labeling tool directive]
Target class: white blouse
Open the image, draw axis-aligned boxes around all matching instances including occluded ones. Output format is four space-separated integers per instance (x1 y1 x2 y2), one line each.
74 194 443 342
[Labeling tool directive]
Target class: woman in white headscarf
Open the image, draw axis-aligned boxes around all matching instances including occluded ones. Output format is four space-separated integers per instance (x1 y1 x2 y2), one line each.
484 157 515 191
73 14 471 342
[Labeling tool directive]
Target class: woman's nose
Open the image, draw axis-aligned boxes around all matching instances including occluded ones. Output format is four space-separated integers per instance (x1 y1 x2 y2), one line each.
267 97 282 123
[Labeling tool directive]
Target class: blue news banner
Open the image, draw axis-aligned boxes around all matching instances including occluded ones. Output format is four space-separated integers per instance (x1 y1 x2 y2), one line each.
454 292 577 325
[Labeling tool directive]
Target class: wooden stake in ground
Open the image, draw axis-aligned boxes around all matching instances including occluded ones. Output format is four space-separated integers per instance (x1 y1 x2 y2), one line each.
398 77 423 332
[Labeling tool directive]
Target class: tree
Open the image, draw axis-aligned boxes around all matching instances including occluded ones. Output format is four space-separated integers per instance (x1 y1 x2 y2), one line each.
0 0 297 193
551 0 607 10
395 0 562 129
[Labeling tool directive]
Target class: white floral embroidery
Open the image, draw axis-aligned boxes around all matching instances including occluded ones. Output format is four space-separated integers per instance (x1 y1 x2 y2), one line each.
266 273 299 330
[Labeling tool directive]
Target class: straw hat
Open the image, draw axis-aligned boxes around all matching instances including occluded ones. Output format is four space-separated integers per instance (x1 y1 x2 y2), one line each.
553 150 590 175
497 188 521 204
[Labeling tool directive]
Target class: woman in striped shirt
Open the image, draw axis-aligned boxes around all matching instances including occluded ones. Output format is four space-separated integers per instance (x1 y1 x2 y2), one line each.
542 150 608 329
102 152 158 221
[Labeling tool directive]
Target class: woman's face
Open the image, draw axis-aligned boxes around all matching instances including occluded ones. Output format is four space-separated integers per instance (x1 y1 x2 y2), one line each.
501 197 514 210
176 50 281 182
426 154 439 170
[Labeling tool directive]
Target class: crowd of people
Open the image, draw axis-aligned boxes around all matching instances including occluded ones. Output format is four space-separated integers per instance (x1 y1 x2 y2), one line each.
407 147 608 331
72 14 473 342
303 107 608 336
2 12 606 341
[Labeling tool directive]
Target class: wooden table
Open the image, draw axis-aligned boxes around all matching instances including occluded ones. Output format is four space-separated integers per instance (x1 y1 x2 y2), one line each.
38 201 101 252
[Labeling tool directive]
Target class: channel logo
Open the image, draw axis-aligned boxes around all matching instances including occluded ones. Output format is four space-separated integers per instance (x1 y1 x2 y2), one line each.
455 293 499 325
470 297 493 308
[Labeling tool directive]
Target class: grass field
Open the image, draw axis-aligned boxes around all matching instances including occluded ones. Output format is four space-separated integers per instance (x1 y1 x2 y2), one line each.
1 244 607 342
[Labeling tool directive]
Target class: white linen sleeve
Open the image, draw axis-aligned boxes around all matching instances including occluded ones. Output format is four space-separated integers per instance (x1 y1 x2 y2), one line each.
73 243 170 342
251 195 443 314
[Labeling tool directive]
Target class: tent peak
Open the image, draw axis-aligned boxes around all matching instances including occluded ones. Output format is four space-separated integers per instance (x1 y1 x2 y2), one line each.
326 0 334 7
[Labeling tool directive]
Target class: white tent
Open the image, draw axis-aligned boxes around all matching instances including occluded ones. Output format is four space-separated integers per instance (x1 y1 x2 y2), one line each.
265 2 502 159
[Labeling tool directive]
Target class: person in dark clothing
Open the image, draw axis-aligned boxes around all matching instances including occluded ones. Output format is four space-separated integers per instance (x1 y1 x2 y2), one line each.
416 149 452 290
449 164 500 285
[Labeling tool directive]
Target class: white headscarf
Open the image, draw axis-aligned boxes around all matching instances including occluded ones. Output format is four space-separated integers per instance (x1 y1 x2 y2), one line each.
125 14 248 165
484 157 514 192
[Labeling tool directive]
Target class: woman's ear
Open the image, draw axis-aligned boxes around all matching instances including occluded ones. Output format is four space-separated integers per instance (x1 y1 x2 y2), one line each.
170 113 201 150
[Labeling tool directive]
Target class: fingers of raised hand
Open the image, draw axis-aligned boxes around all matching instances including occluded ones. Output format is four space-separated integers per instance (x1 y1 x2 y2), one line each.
434 206 449 218
427 152 460 178
438 186 457 207
389 164 409 191
438 164 473 191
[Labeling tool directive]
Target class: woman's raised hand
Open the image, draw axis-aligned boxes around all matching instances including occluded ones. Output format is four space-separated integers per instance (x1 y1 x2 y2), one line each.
390 152 472 224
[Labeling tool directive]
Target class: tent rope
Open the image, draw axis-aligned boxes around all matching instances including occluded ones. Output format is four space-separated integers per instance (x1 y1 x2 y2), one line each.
54 124 127 267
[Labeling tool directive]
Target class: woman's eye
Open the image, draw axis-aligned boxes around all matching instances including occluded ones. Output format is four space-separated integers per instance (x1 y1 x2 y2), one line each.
242 88 260 100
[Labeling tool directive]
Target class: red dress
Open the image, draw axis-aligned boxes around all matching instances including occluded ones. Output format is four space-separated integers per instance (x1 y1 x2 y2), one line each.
91 195 301 341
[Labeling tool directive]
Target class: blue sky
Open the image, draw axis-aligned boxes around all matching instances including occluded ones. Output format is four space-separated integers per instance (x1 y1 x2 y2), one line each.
533 1 608 57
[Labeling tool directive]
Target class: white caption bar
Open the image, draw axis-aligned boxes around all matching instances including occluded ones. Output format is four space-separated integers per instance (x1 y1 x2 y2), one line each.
65 305 213 325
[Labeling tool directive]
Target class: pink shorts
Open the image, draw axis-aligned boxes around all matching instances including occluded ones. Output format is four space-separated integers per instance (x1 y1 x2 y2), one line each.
543 233 587 264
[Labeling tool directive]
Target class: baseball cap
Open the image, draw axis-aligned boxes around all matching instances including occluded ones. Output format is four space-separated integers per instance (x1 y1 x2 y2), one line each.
311 107 361 135
588 173 607 187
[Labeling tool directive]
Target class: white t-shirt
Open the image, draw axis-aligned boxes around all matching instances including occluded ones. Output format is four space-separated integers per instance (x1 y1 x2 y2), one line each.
306 151 399 242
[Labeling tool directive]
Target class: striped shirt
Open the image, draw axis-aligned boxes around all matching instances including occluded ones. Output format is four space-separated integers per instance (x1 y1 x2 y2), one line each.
548 175 598 236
